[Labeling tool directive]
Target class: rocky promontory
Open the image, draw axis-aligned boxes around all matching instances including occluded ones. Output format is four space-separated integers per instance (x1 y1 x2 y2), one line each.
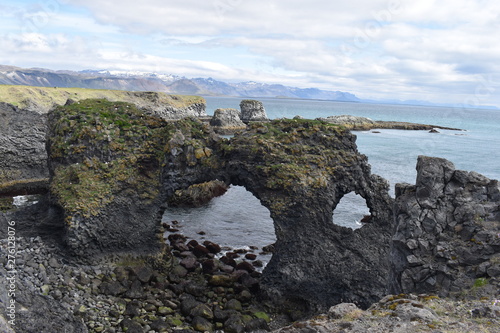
318 115 463 131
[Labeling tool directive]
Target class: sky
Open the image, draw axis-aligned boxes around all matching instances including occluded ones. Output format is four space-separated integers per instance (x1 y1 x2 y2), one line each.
1 0 499 107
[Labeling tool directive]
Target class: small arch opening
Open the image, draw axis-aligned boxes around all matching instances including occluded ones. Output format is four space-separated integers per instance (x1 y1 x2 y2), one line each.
162 185 276 266
332 192 371 229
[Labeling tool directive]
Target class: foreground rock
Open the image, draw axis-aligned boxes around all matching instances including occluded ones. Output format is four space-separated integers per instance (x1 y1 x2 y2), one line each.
390 156 500 297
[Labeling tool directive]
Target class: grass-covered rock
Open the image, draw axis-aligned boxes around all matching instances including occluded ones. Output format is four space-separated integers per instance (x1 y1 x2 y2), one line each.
47 99 221 259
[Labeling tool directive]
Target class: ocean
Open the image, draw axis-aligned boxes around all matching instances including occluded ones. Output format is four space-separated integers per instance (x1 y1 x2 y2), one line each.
162 97 500 252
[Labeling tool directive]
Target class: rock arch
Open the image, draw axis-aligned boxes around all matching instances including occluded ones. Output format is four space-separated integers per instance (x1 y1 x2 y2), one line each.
220 120 394 311
46 104 394 312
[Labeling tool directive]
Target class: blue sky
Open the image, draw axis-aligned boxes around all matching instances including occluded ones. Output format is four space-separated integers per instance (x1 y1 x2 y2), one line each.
1 0 499 107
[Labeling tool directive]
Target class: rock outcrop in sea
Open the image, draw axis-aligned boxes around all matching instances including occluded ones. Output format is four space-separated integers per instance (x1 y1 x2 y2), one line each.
318 114 463 131
240 99 269 122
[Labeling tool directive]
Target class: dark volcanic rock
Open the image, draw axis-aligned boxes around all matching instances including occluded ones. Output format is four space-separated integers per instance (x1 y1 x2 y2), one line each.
45 112 395 312
0 102 49 186
390 156 500 298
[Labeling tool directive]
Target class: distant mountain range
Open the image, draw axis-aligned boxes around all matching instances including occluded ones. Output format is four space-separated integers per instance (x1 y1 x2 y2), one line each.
0 65 359 102
0 65 497 109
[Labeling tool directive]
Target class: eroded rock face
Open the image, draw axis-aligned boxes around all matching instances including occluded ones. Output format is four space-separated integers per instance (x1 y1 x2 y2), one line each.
239 99 268 122
390 156 500 297
47 110 394 310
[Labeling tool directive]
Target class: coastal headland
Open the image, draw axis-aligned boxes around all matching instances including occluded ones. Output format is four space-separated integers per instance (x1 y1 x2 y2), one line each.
0 86 498 333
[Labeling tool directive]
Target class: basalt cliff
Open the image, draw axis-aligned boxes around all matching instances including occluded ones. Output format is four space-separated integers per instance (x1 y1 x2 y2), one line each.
0 94 499 332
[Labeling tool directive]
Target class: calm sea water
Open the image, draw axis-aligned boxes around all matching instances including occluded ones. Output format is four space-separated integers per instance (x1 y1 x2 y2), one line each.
163 97 500 251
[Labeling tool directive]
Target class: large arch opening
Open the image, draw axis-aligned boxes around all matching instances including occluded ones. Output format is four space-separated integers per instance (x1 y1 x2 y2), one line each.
332 192 371 229
162 184 276 266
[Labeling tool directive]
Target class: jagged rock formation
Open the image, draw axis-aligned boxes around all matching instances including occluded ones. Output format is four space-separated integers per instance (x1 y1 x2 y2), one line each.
240 99 269 122
390 156 500 297
10 95 499 329
209 108 246 134
318 115 463 131
0 102 49 187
